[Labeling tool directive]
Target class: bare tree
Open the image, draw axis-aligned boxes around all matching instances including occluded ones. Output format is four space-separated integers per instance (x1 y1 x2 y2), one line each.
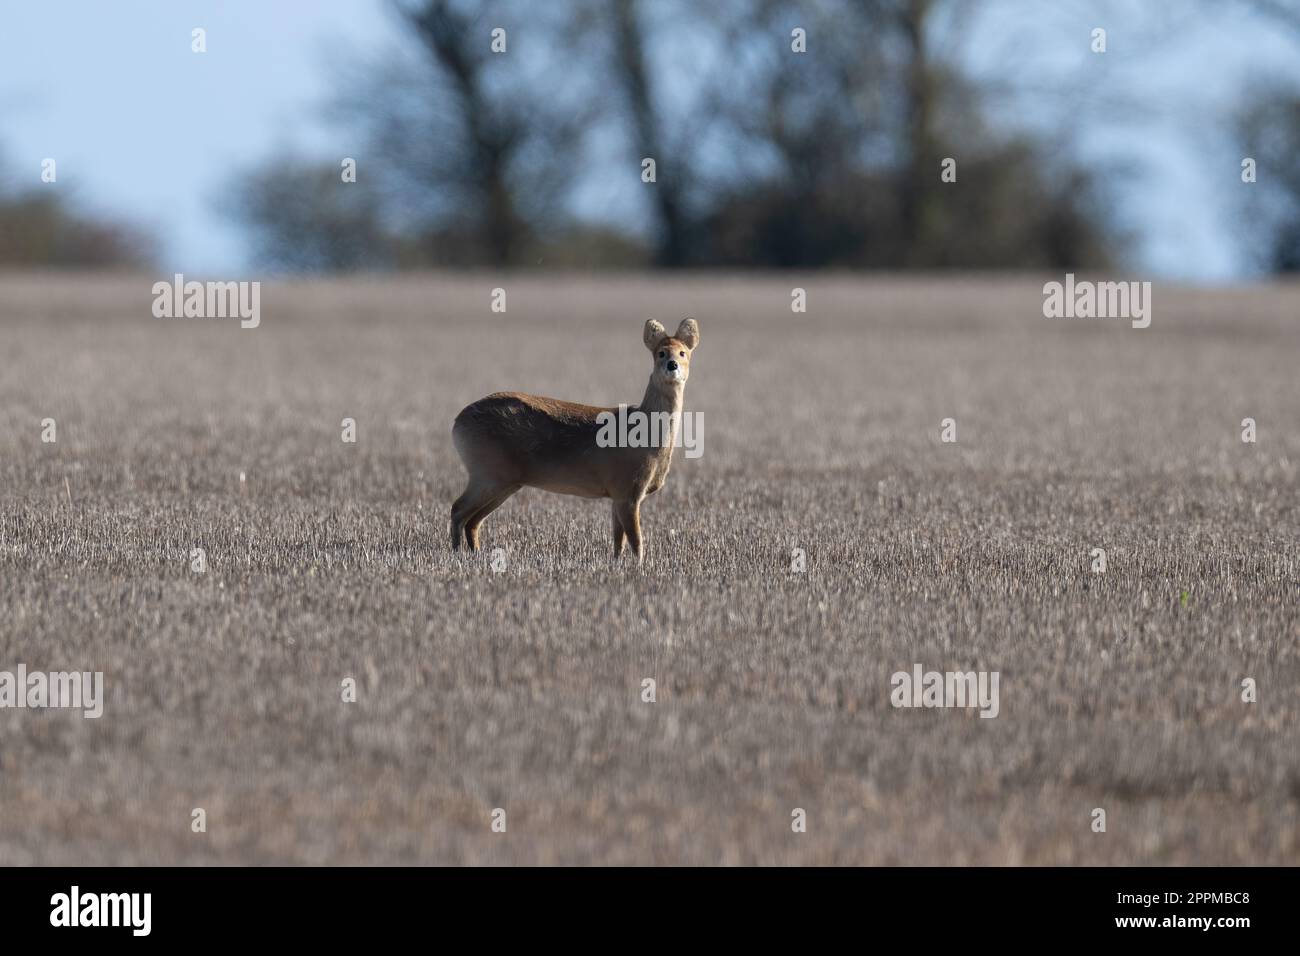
407 0 521 263
0 148 153 268
223 159 393 273
336 0 592 266
892 0 944 264
606 0 693 266
1238 92 1300 272
1231 1 1300 271
697 0 1117 268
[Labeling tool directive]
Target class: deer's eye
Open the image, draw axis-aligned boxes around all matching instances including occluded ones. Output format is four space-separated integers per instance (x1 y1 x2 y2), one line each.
678 351 685 357
658 351 665 359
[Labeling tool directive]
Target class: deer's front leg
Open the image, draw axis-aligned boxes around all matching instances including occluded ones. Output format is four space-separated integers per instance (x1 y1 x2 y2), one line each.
612 501 627 558
614 498 643 565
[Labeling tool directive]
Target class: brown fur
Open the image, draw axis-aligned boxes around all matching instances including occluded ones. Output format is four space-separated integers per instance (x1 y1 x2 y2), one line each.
451 318 700 562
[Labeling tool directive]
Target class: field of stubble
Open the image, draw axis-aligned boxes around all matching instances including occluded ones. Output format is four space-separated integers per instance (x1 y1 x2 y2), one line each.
0 272 1296 865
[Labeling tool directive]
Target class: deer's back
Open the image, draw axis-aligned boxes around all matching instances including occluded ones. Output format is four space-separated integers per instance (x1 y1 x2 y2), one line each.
453 392 615 492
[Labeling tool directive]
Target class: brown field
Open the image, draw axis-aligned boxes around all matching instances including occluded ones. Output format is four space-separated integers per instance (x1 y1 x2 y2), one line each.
0 272 1296 865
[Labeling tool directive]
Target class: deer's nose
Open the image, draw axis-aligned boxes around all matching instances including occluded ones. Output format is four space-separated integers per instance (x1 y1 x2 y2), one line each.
666 360 678 371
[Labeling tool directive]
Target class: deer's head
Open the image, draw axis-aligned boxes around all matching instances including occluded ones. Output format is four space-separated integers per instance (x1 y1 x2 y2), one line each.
643 318 700 387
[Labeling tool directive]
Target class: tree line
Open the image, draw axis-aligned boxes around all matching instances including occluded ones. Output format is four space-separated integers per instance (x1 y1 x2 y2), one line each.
229 0 1124 272
2 0 1297 273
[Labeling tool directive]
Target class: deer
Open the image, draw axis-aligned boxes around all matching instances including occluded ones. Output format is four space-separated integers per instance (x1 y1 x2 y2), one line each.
450 317 700 564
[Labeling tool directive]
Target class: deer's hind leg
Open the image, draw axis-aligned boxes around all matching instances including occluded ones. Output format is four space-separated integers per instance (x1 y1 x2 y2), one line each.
464 484 519 551
450 487 475 551
451 478 513 551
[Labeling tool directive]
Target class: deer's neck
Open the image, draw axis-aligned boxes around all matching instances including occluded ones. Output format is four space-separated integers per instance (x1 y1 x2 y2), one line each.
638 378 684 461
639 378 684 418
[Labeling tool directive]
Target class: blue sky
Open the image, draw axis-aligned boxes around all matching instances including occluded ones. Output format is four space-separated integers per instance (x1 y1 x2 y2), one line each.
0 1 386 273
1 1 1297 280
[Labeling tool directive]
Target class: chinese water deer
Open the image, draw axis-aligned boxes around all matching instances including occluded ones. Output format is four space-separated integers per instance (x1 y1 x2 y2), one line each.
450 317 700 563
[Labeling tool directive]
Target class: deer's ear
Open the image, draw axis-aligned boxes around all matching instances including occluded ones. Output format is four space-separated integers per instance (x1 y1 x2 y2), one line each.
675 318 700 350
643 319 667 351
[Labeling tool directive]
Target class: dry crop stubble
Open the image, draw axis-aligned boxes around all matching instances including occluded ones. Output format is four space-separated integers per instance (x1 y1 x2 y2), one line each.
0 272 1296 863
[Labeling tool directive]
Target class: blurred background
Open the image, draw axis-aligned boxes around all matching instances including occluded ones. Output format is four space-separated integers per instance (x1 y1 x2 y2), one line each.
1 0 1299 280
3 2 1299 869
